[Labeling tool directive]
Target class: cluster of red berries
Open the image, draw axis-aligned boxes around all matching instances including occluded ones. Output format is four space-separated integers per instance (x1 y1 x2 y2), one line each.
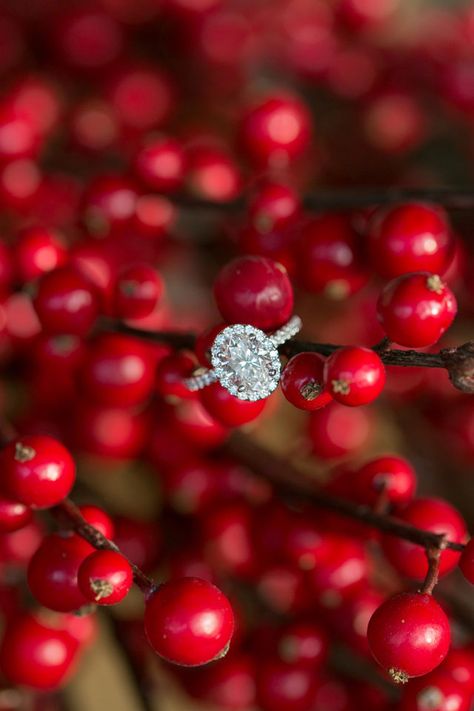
0 0 473 709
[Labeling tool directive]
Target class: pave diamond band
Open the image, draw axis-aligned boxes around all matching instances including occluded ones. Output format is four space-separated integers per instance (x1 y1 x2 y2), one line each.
185 315 302 401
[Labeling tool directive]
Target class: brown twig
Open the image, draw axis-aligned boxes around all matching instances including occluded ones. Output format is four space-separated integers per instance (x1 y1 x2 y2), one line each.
227 432 465 553
54 499 156 597
99 321 474 393
421 546 443 595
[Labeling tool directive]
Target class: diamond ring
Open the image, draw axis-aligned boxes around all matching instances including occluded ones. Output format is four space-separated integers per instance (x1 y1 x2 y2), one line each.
185 315 302 401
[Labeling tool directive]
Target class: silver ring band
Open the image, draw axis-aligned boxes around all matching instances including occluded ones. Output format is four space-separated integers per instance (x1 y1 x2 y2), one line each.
185 315 302 400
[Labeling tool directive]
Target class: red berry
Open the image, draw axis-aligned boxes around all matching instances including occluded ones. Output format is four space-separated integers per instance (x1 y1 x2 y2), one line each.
459 538 474 584
324 346 385 406
134 135 186 193
247 180 301 233
367 592 451 683
308 402 374 459
0 612 78 690
354 455 417 506
399 670 472 711
377 272 457 347
72 401 149 460
113 263 163 320
80 334 155 407
186 142 242 202
200 382 267 427
78 550 133 605
239 94 312 168
155 351 198 400
195 653 257 710
275 621 328 669
81 174 138 237
369 203 455 278
201 500 257 578
27 533 92 612
15 225 67 283
256 659 317 711
0 494 31 533
381 497 466 580
308 535 369 609
107 63 173 132
439 647 474 692
33 266 99 336
281 352 333 411
144 577 234 666
214 256 294 331
296 214 369 298
171 398 229 449
78 504 115 539
0 435 75 509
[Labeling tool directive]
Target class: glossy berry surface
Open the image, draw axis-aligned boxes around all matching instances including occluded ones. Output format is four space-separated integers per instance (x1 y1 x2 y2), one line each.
144 577 234 666
369 203 455 278
155 352 198 400
281 352 333 411
0 435 75 509
381 497 466 580
200 382 267 427
275 621 328 669
0 612 78 690
27 533 92 612
78 504 115 539
214 256 294 331
367 592 451 683
324 346 386 406
354 455 417 506
134 135 185 193
239 94 312 168
33 266 99 336
113 263 163 320
15 225 67 283
78 550 133 605
377 272 457 347
0 494 32 533
399 670 472 711
256 658 318 711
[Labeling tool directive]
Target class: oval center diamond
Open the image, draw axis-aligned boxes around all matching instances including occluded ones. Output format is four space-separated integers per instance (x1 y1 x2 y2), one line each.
211 324 281 401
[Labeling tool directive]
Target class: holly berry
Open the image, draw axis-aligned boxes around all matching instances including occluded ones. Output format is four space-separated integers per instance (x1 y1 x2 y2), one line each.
0 612 79 690
381 497 466 580
459 538 474 584
239 94 312 168
354 455 417 506
369 203 455 278
275 621 328 669
0 495 31 533
281 352 333 411
377 272 457 347
15 225 67 283
200 382 267 427
214 256 294 331
0 435 75 509
399 670 472 711
308 402 374 459
33 266 99 336
144 577 234 666
324 346 386 406
27 533 92 612
256 658 318 711
296 214 368 298
79 334 155 407
134 135 186 193
113 263 163 320
367 592 451 683
156 351 198 400
78 550 133 605
78 504 115 538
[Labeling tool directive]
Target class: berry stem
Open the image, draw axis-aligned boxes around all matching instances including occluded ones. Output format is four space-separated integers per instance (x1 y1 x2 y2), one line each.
227 432 465 553
101 321 474 393
420 546 443 595
54 498 156 596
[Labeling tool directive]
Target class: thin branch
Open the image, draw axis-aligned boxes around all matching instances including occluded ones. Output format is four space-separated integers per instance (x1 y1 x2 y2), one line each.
227 432 465 553
54 499 156 597
99 321 474 393
173 187 474 212
421 546 443 595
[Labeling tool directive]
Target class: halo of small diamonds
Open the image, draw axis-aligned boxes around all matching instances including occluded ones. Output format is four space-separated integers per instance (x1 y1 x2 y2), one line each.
211 324 281 401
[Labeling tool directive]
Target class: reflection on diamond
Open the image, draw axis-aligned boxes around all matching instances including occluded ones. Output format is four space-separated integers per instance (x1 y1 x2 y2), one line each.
211 324 281 401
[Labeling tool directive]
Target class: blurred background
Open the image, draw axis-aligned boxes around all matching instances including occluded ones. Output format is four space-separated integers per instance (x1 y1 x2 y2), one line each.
0 0 474 710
